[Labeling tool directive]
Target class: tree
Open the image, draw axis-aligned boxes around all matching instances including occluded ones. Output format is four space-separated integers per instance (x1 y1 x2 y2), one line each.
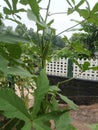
69 22 98 58
81 22 98 57
15 24 27 36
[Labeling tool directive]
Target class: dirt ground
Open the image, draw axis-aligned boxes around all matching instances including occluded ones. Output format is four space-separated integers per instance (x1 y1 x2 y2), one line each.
70 103 98 130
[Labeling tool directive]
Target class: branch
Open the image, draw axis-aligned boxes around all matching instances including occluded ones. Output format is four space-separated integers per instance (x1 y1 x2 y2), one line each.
56 20 86 36
45 0 51 22
48 12 67 16
57 71 83 86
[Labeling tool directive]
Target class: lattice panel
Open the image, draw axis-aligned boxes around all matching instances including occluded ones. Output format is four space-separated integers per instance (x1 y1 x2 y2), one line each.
73 59 98 80
46 58 68 77
46 58 98 81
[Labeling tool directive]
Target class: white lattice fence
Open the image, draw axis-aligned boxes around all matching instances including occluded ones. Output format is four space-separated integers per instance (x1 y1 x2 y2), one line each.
46 58 68 77
46 58 98 81
73 59 98 80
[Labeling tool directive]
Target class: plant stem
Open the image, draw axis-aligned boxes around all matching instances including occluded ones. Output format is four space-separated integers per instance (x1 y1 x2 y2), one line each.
57 71 83 86
45 0 51 22
56 20 86 36
41 0 51 69
2 119 13 129
49 12 67 16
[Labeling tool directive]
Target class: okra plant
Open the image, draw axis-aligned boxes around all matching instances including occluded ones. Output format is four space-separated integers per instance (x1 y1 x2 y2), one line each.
0 0 98 130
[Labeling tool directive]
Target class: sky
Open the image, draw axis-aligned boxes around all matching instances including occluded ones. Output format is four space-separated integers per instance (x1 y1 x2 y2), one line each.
0 0 98 38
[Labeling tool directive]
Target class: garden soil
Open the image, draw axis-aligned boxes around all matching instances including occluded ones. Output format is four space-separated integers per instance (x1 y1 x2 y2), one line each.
70 104 98 130
52 103 98 130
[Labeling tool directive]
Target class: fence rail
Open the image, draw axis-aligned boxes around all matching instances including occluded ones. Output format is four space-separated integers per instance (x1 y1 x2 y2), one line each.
46 58 98 81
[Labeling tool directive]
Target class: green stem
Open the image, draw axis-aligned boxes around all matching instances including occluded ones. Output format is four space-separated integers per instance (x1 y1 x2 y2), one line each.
56 19 86 36
41 0 51 69
57 71 83 86
45 0 51 22
2 119 13 129
49 12 67 16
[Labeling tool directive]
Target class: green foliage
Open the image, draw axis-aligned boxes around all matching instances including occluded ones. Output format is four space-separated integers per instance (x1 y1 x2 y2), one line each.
81 61 90 71
58 94 78 110
69 21 98 58
55 112 77 130
89 124 98 130
67 0 98 26
1 0 98 129
0 70 76 130
4 0 26 16
0 55 32 77
0 34 30 44
32 69 50 116
0 88 32 130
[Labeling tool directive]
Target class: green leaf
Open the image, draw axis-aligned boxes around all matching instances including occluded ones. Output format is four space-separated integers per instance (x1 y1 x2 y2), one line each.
89 124 98 130
6 43 22 59
20 0 40 20
0 55 9 71
72 59 82 69
77 9 89 19
47 19 54 26
58 94 78 110
71 42 90 56
4 0 12 10
17 8 26 12
37 0 42 3
32 69 50 116
12 0 18 10
0 89 31 129
89 66 98 70
71 0 75 5
33 110 68 130
49 85 61 93
63 36 70 44
85 0 90 11
67 8 74 15
92 2 98 14
27 9 46 28
82 61 90 71
3 1 26 15
75 0 85 9
20 0 28 5
0 33 30 44
50 97 59 111
33 121 51 130
89 3 98 25
88 15 98 25
6 66 32 77
28 0 40 20
0 55 32 77
3 7 13 15
21 122 32 130
56 112 76 130
27 9 39 22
